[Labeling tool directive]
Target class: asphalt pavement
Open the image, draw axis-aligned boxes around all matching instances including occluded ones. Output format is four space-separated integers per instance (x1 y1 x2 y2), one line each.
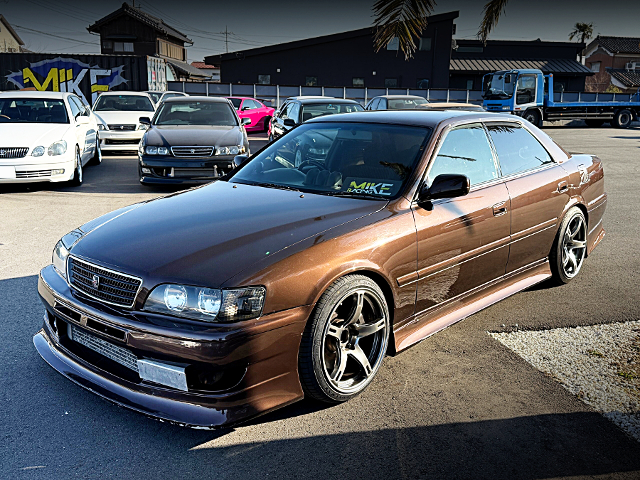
1 129 639 479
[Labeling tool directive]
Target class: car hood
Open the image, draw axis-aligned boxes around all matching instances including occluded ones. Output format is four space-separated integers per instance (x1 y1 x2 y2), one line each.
144 125 243 147
0 123 71 165
70 181 385 288
94 111 151 126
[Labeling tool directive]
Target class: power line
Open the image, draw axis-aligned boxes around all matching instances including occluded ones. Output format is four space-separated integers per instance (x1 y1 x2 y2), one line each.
13 25 98 45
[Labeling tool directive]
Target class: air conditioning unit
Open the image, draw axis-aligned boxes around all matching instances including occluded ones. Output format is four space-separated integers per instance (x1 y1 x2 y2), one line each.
626 62 639 71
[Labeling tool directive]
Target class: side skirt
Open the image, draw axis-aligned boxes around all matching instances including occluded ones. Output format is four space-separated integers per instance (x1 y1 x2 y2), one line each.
393 260 551 352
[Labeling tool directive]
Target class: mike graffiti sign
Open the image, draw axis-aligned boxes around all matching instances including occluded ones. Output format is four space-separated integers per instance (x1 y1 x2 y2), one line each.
6 57 127 104
0 53 164 105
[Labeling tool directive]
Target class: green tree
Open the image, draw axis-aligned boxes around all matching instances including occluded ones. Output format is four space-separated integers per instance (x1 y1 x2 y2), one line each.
569 22 594 44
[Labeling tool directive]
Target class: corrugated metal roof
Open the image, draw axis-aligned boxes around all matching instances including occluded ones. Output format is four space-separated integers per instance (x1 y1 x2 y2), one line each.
608 68 640 88
450 58 593 74
166 59 208 78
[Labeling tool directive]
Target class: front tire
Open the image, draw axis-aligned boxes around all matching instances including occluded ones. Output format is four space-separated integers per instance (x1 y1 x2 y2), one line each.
88 141 102 166
613 109 633 129
299 275 390 403
523 109 542 128
69 147 83 186
549 207 587 285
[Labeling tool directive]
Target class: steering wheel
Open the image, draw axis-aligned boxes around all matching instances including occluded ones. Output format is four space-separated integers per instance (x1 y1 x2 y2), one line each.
298 159 327 172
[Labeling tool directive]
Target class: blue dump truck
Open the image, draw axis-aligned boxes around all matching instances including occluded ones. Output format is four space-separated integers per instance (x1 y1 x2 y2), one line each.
483 69 640 128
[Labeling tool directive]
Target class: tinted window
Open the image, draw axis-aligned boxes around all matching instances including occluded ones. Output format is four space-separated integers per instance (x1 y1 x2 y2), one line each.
153 101 238 126
388 97 428 109
487 124 553 176
289 103 300 123
231 123 431 199
94 95 154 112
428 124 498 186
147 92 162 104
0 98 68 124
229 98 242 109
301 102 363 121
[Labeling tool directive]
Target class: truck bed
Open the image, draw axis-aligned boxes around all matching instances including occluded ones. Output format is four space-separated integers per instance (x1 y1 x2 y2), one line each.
547 91 640 108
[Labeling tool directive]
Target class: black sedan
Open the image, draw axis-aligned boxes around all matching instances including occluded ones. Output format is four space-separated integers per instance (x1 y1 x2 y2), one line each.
138 97 250 185
269 97 363 142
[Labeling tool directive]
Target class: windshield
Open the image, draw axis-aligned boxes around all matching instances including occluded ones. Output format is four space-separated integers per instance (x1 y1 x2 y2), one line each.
228 98 242 109
94 95 154 112
0 98 68 123
147 92 162 104
154 101 238 126
485 73 515 99
230 123 431 199
301 103 363 121
387 98 429 109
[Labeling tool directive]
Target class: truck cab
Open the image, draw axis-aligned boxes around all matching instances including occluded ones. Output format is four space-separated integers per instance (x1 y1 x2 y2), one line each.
483 69 545 126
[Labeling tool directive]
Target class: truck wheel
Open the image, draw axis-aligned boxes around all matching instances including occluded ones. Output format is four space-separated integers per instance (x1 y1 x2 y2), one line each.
585 120 605 128
613 109 633 129
523 109 542 128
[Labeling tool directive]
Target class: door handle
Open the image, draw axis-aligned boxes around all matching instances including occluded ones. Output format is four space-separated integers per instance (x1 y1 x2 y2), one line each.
557 181 568 193
492 202 508 216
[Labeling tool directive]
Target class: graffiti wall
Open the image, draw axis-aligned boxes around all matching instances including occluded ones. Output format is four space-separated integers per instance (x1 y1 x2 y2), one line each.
0 53 163 104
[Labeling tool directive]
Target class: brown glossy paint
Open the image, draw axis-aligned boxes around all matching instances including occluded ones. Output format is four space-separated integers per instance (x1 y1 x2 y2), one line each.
34 111 606 428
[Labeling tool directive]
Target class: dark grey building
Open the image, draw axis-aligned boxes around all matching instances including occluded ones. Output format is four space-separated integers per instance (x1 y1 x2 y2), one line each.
450 39 592 92
205 11 459 89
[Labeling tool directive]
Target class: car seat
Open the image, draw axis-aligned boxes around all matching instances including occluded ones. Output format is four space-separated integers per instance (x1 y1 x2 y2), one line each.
50 105 67 123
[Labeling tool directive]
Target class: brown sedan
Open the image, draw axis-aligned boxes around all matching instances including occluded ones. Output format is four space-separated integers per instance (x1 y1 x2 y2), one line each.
34 110 606 427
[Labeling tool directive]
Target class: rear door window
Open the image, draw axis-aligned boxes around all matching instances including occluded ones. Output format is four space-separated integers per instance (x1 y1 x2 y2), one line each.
486 124 553 176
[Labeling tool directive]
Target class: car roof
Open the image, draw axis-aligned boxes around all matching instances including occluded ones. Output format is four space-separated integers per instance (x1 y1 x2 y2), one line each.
376 95 428 100
163 95 230 103
307 110 514 128
0 91 69 99
99 91 152 97
294 98 362 105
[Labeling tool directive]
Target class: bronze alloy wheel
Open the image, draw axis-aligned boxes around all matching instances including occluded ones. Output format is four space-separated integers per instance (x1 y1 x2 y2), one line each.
299 275 390 403
550 207 587 284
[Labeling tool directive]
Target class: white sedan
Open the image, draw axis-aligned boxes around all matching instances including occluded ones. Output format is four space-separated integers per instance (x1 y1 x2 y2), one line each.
92 92 155 153
0 91 100 186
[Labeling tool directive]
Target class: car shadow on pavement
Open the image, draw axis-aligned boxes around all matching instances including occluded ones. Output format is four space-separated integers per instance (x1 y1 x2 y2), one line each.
3 274 640 479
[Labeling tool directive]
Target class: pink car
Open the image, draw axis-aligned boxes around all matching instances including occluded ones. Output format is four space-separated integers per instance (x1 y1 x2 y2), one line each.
227 97 275 132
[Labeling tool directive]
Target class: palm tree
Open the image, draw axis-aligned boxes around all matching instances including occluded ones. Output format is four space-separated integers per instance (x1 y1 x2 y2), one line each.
569 22 594 44
372 0 437 59
478 0 509 44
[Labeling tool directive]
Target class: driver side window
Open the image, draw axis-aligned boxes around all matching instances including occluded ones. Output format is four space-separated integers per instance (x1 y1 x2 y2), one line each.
428 124 498 187
68 98 81 119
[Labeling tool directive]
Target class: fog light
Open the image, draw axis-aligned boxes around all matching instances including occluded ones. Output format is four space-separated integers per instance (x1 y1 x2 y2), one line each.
141 167 151 174
51 169 65 175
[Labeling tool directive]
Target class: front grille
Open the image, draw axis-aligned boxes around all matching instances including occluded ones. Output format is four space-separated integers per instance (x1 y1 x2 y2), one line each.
104 139 139 145
173 168 221 178
15 169 52 178
70 324 139 372
68 257 142 308
0 147 28 158
171 146 214 158
107 124 136 131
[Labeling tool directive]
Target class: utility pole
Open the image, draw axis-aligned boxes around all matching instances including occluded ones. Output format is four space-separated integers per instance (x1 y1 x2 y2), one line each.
224 25 229 53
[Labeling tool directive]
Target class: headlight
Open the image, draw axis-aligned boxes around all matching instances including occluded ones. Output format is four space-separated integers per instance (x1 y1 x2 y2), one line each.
144 146 170 155
138 124 148 130
52 240 69 279
48 140 67 156
32 146 45 157
215 145 245 156
143 284 265 322
98 124 108 131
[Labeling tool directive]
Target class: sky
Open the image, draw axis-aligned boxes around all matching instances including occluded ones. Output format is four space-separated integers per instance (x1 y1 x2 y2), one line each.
1 0 639 62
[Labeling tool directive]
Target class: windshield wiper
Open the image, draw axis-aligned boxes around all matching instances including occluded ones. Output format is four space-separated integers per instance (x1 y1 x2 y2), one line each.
319 191 386 201
244 182 302 192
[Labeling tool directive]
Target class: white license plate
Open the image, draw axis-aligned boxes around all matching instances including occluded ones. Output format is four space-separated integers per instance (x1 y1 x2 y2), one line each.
0 166 16 179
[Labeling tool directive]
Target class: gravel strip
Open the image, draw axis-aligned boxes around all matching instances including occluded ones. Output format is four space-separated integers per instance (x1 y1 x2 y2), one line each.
489 321 640 441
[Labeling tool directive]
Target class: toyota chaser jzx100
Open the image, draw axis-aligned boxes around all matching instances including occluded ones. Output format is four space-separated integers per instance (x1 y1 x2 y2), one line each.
34 110 606 428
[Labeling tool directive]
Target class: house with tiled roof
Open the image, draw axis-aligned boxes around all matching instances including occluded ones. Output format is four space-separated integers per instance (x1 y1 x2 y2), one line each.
584 36 640 92
87 2 207 81
0 15 26 53
190 61 220 82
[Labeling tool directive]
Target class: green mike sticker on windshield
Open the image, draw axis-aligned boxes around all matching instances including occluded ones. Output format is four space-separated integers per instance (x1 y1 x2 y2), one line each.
342 177 401 196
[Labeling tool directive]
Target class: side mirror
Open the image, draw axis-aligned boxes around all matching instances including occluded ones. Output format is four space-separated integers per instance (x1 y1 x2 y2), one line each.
241 117 251 126
139 117 151 126
232 154 249 169
417 174 470 207
241 106 251 111
283 118 296 127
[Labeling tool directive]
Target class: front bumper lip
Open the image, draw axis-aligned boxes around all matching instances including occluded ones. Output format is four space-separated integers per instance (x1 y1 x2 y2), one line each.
35 265 310 428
